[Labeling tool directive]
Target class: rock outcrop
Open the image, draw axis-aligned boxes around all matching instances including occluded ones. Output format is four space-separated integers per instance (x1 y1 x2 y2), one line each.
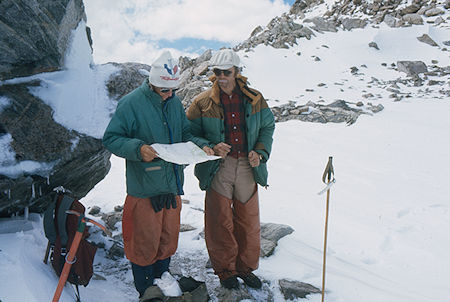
0 81 110 215
0 0 89 81
0 0 109 216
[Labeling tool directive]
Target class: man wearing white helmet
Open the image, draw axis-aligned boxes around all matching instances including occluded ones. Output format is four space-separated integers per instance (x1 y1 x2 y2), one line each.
103 51 204 300
187 49 275 290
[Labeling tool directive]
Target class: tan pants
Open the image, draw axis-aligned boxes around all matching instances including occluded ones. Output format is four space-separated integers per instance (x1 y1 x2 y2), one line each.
122 195 181 266
205 156 260 280
210 156 256 203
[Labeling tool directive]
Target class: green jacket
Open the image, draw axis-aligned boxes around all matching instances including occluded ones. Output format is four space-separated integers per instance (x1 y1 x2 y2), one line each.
186 74 275 190
103 81 193 198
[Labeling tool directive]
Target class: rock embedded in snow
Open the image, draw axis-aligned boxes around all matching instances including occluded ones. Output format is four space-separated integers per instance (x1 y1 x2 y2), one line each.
369 41 380 50
397 61 428 76
424 8 445 17
341 18 368 30
279 279 321 300
402 13 424 25
0 82 111 216
417 34 439 47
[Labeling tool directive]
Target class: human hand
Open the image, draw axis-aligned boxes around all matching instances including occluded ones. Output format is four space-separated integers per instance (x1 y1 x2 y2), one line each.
248 150 261 167
140 144 158 162
162 193 177 210
213 142 231 158
150 195 163 213
150 193 177 213
202 146 215 156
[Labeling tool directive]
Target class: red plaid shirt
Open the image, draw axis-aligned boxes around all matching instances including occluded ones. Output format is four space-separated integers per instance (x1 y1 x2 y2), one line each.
220 90 248 158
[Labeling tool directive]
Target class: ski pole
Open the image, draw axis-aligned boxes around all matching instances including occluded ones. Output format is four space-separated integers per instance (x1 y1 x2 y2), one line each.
52 211 110 302
318 156 336 302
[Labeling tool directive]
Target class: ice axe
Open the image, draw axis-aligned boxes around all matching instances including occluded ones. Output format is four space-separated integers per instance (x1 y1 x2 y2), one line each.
52 211 111 302
318 156 336 302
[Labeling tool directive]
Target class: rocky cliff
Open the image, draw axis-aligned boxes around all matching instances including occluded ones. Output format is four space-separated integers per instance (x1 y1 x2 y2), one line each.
0 0 110 216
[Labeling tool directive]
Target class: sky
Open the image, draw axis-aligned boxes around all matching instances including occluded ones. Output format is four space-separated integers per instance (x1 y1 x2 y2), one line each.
1 1 450 301
83 0 295 64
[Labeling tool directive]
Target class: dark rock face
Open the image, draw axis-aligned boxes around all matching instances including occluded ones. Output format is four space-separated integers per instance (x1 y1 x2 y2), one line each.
0 0 110 217
106 62 151 101
0 82 111 216
0 0 87 81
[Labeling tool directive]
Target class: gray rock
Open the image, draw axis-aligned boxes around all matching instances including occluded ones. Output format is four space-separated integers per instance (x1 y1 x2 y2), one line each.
306 17 338 32
89 205 101 215
341 18 367 30
279 279 321 300
260 237 278 257
0 0 87 80
106 62 151 101
397 61 428 76
369 42 379 50
107 242 124 259
400 4 421 15
215 287 255 302
424 8 444 17
103 212 122 231
0 81 111 216
434 16 445 25
383 14 398 27
261 222 295 242
402 14 424 25
180 224 196 232
417 34 438 47
193 61 209 76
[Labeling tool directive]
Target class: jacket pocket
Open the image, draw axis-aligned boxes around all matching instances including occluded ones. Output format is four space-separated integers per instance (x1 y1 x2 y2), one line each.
141 162 166 192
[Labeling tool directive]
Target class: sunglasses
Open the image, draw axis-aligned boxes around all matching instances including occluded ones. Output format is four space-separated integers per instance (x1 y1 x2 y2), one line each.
213 68 233 77
160 88 177 93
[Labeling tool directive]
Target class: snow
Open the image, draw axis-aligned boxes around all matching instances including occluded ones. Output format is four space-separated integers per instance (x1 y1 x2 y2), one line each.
28 20 119 139
1 6 450 302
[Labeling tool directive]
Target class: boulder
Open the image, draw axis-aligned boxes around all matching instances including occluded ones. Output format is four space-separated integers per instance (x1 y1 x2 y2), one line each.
0 0 110 217
106 62 151 101
341 18 368 30
279 279 321 300
417 34 438 47
397 61 428 76
402 14 423 25
0 81 111 216
0 0 88 80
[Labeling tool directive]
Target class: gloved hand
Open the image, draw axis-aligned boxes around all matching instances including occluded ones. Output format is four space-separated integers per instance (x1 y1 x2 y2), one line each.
150 195 163 213
150 193 177 213
161 193 177 210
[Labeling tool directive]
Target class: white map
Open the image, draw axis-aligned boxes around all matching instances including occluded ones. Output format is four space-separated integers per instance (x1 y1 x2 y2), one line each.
151 141 221 165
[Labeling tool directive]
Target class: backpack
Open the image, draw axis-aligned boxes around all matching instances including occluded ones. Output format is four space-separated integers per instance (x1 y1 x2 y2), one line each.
43 191 97 288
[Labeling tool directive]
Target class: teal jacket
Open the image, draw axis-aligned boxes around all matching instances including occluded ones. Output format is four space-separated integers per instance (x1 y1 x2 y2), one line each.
186 74 275 190
103 81 194 198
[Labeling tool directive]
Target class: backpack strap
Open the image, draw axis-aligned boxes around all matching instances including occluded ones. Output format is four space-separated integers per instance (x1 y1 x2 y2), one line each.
43 194 59 245
57 195 76 248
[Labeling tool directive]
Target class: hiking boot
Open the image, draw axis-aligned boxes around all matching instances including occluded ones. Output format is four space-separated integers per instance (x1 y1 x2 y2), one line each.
238 272 262 289
220 276 239 289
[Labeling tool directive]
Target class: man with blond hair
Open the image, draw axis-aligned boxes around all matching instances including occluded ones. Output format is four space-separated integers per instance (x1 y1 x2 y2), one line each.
187 49 275 290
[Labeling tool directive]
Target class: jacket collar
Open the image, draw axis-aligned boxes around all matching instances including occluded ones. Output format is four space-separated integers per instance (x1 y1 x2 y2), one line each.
208 74 262 106
139 80 172 106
